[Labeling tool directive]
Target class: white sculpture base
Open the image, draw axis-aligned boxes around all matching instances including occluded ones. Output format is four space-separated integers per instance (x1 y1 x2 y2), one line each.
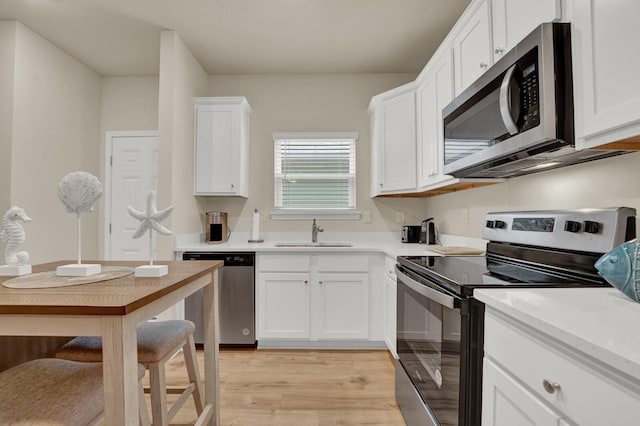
0 264 32 276
56 264 102 277
135 264 168 277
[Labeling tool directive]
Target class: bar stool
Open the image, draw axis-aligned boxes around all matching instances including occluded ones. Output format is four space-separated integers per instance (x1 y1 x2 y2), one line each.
0 358 147 425
56 320 204 426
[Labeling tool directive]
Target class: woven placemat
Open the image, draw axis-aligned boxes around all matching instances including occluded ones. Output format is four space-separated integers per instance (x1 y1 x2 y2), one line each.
2 266 135 289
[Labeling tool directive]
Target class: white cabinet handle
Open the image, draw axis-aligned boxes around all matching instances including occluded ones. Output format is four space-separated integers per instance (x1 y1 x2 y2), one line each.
542 379 561 394
494 47 504 55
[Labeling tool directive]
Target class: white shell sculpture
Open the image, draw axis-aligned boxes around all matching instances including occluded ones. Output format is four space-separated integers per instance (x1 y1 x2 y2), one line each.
0 206 32 266
57 171 102 214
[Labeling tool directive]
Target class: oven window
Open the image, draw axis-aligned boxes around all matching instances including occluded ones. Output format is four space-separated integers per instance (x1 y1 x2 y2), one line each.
397 277 461 425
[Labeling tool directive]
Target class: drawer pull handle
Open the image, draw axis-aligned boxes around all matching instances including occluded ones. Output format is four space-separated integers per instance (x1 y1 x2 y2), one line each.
543 379 561 394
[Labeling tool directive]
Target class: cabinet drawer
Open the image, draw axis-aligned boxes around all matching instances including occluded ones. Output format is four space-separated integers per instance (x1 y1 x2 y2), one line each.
316 255 369 273
484 311 640 426
258 255 311 272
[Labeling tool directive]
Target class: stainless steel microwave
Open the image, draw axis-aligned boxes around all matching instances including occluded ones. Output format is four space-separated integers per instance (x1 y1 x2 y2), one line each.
442 23 628 179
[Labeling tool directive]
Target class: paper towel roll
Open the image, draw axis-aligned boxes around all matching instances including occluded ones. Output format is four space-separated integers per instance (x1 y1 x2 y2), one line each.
251 210 260 241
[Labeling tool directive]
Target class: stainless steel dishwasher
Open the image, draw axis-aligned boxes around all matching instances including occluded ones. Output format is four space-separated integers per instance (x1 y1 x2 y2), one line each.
183 252 256 347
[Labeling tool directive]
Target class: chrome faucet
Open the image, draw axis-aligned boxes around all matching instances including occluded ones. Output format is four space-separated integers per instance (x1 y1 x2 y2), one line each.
312 219 324 243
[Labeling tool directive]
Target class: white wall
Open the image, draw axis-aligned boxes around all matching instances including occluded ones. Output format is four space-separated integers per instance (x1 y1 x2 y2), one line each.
0 22 15 212
6 22 102 264
98 76 159 257
425 152 640 238
157 30 208 259
197 73 428 235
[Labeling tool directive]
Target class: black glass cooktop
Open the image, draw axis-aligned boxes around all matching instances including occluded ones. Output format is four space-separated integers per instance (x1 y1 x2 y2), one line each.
397 254 608 297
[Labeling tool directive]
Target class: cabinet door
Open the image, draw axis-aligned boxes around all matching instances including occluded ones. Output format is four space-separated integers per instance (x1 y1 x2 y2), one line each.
491 0 561 61
257 273 310 339
313 273 369 339
453 0 492 95
385 274 397 356
571 0 640 148
418 49 454 189
482 358 566 426
194 98 250 197
378 91 417 193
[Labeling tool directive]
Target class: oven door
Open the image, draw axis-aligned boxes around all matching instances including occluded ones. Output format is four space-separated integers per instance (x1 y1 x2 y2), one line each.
396 265 462 426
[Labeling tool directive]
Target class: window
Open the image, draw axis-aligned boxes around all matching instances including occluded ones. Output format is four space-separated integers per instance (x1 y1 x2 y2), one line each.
272 132 359 219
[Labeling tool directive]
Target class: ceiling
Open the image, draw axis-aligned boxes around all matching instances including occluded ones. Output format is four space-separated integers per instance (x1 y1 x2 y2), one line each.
0 0 470 76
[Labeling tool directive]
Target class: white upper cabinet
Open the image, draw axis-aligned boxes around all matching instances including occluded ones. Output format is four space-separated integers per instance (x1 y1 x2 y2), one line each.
569 0 640 149
369 83 417 196
454 0 562 95
193 97 251 197
491 0 561 62
417 47 455 189
453 0 492 95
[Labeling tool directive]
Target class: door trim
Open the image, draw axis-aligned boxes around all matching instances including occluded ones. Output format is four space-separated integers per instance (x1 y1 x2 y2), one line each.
104 130 158 260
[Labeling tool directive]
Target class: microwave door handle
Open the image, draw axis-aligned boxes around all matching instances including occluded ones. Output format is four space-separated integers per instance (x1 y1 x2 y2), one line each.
396 265 456 309
499 64 519 135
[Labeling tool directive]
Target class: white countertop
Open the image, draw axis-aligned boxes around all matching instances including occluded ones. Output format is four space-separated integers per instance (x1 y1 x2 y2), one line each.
174 231 487 258
475 287 640 381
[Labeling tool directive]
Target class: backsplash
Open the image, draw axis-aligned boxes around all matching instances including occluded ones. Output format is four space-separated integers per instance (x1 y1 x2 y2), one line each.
426 151 640 238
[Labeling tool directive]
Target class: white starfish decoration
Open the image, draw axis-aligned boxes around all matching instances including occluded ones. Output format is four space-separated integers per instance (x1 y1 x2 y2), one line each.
127 191 174 239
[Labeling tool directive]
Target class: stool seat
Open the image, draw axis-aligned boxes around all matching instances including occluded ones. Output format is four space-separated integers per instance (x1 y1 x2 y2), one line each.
0 358 145 425
56 320 196 364
56 320 203 426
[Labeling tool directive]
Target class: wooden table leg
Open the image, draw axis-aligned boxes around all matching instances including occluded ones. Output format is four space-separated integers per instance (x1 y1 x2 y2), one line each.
202 269 220 425
102 315 140 425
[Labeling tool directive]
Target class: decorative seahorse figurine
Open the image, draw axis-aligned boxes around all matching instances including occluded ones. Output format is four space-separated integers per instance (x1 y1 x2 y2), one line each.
0 206 32 266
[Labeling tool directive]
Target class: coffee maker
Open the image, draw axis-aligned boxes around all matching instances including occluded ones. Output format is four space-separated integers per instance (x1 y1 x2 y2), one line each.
420 218 438 245
205 211 230 244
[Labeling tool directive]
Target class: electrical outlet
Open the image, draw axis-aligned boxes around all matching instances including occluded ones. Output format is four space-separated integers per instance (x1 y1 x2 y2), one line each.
396 211 405 224
362 211 372 224
463 208 469 224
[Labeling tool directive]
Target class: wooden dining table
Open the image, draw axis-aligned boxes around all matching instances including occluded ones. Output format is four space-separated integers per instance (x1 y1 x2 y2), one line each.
0 260 222 426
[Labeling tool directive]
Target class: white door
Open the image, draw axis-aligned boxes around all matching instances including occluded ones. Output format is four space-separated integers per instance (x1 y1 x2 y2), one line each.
105 131 158 260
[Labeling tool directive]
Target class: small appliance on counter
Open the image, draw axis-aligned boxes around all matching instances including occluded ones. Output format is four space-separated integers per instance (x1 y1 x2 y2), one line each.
401 225 421 243
205 211 230 244
419 218 438 245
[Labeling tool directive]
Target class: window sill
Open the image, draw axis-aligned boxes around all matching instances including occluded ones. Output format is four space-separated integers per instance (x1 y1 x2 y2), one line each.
270 209 361 220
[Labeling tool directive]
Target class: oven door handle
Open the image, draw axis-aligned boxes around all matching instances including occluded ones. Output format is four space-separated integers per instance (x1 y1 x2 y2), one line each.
395 265 456 309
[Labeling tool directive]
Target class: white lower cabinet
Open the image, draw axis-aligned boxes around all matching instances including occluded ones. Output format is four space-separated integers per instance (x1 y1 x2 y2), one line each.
257 272 310 339
257 254 371 346
383 255 397 356
482 309 640 426
482 358 566 426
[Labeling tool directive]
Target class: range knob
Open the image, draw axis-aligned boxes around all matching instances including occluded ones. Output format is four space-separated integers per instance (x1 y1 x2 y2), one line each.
564 220 581 233
494 220 506 229
486 220 495 229
583 220 600 234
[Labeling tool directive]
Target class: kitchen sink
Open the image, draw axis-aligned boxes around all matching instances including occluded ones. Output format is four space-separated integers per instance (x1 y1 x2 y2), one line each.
274 242 354 248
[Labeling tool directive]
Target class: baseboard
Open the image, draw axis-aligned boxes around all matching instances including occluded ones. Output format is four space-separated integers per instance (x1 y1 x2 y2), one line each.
257 339 388 350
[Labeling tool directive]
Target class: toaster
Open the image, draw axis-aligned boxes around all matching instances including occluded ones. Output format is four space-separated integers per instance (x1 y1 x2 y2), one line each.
401 225 421 243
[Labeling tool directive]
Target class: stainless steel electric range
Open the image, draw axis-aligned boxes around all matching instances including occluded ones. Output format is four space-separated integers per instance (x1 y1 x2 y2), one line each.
395 207 637 426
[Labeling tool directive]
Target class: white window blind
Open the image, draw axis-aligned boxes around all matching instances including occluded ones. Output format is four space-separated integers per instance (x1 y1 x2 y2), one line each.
274 133 357 211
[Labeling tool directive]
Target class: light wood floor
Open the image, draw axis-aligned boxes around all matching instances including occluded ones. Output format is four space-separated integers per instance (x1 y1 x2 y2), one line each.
159 349 407 426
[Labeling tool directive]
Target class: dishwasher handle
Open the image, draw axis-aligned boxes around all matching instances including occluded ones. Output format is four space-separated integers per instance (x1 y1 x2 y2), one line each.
182 252 255 266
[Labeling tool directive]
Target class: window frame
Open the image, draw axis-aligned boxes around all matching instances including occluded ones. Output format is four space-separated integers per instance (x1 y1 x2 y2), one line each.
271 132 360 220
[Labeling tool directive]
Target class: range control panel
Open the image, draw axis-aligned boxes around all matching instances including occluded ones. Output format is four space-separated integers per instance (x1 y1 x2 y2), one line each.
483 208 636 253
